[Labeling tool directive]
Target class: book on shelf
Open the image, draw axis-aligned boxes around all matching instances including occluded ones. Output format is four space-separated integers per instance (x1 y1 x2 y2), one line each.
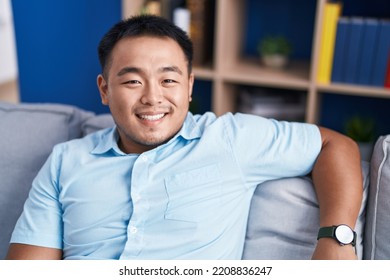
371 19 390 87
186 0 214 67
173 7 190 34
331 17 349 83
385 56 390 89
160 0 186 21
317 1 342 84
344 17 364 84
356 18 380 86
331 17 390 88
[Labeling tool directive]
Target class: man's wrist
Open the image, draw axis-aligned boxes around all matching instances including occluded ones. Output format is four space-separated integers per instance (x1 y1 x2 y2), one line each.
313 238 357 260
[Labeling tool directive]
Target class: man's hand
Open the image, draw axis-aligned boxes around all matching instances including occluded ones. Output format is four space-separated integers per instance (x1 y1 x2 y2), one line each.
311 238 357 260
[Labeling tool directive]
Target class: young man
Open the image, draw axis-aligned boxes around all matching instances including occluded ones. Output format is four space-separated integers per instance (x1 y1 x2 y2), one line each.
7 15 362 260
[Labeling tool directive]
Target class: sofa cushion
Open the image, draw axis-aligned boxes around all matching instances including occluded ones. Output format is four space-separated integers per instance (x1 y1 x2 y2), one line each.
81 113 115 135
243 161 369 259
0 102 94 259
364 135 390 259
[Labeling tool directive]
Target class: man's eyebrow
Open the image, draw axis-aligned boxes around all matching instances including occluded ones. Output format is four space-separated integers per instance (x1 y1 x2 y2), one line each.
116 66 183 76
117 67 142 77
159 66 183 75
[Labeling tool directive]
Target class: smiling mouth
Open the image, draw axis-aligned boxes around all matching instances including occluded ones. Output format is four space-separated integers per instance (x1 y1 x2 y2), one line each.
138 113 166 121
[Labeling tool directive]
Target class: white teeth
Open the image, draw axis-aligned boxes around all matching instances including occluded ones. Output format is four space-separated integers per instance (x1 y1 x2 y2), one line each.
139 113 165 121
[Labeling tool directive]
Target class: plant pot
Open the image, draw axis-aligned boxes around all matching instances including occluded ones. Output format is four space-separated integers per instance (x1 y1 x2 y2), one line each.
261 54 288 69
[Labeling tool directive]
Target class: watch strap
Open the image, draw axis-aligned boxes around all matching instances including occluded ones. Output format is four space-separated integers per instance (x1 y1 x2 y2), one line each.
317 226 335 240
317 225 357 246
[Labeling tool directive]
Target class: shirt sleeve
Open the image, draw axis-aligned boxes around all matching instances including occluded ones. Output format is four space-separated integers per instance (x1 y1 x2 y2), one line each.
225 113 322 185
10 148 63 249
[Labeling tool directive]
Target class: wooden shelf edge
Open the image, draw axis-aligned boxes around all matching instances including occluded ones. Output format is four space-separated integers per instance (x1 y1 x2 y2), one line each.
0 79 20 104
193 67 215 80
317 83 390 98
220 59 311 90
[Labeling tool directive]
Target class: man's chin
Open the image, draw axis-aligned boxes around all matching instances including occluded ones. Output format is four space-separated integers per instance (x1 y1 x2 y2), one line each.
118 125 181 153
137 135 173 147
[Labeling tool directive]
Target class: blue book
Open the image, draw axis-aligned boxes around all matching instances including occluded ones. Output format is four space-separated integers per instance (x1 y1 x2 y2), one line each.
331 17 350 83
344 17 364 84
356 18 380 85
371 20 390 86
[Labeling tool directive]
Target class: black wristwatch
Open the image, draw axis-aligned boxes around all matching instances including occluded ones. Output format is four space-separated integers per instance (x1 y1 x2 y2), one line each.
317 224 357 246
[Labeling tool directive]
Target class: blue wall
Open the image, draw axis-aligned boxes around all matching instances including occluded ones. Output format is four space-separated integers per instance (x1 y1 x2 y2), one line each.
12 0 121 113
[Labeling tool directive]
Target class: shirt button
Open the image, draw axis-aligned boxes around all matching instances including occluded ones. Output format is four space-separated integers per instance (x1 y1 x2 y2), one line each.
130 226 138 234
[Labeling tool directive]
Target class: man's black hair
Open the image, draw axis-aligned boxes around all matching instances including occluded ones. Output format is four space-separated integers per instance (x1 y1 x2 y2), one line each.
98 14 193 78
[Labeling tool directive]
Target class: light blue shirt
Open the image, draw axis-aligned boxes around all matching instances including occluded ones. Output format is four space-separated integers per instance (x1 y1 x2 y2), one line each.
11 112 322 259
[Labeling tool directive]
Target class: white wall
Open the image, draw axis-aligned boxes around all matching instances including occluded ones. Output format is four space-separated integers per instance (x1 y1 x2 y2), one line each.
0 0 18 84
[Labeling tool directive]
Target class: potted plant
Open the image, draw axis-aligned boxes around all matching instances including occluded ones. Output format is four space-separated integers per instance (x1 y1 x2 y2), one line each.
345 116 376 161
258 36 292 69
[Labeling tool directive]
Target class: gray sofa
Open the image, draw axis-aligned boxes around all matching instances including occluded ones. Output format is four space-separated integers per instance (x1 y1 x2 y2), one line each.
1 101 389 259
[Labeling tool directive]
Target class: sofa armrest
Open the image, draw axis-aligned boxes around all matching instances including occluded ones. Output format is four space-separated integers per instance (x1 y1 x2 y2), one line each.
364 135 390 259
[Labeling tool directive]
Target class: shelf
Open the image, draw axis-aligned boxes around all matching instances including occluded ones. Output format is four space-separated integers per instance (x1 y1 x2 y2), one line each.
317 83 390 98
0 79 19 104
193 66 215 80
221 58 311 90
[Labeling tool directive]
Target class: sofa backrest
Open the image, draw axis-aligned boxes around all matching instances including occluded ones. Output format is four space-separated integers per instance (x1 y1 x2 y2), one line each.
243 161 370 259
0 102 114 259
364 134 390 259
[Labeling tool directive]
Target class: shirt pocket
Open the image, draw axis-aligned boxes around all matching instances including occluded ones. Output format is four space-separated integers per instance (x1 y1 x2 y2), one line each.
164 163 222 223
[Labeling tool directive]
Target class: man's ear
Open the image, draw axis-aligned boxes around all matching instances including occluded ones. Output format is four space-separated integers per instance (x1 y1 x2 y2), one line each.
97 74 109 105
188 73 194 102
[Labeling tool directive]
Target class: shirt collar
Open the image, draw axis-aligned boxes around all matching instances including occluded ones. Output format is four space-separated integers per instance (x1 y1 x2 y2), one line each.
91 127 126 156
177 112 202 141
90 112 202 156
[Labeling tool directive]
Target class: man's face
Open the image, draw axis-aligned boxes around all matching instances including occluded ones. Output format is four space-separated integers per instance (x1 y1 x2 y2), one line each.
97 36 194 154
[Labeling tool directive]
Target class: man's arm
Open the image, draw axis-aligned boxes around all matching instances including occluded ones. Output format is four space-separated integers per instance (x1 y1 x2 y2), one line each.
6 243 62 260
311 127 363 259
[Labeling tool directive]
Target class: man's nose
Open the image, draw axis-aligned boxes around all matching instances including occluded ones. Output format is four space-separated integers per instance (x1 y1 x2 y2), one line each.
140 83 163 105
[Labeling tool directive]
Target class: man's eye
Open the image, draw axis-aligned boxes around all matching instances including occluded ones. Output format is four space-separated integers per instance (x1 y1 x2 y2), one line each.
129 80 141 84
163 79 176 84
123 80 141 85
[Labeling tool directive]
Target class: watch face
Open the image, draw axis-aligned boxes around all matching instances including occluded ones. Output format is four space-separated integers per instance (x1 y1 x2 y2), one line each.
335 225 354 244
